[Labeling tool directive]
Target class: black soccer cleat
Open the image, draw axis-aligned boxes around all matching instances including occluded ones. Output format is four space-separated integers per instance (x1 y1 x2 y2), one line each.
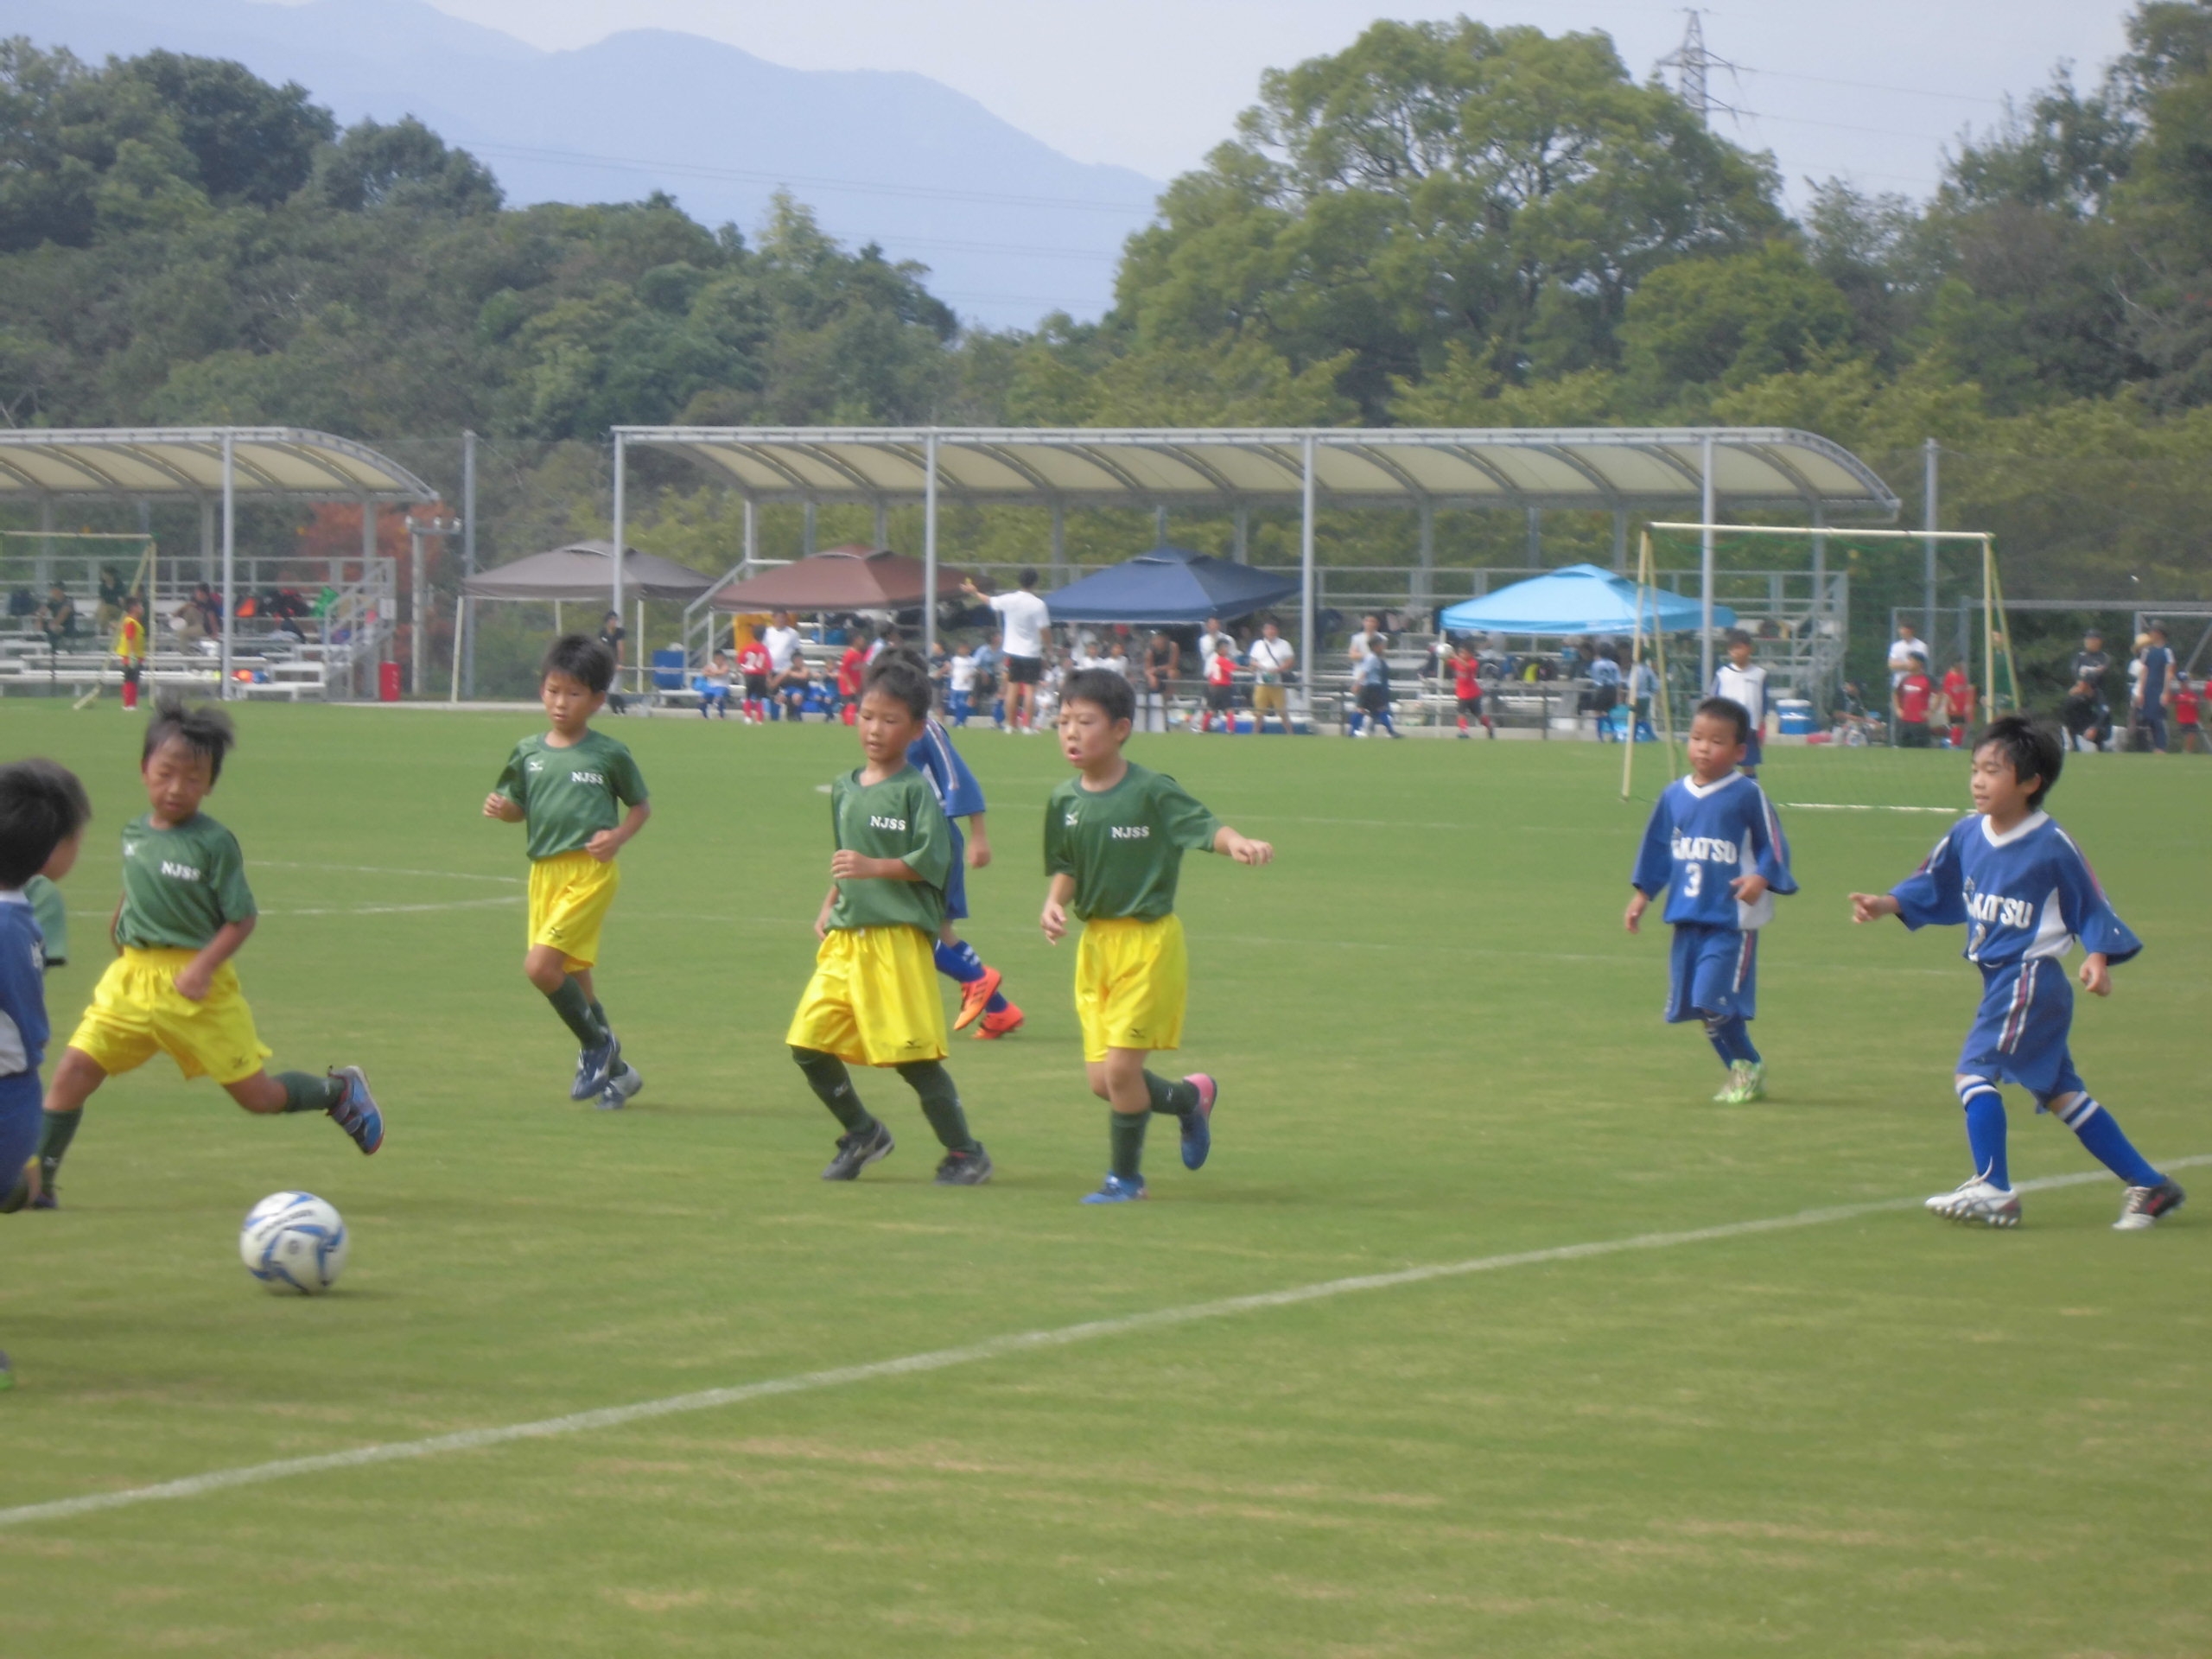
821 1121 894 1181
934 1144 994 1185
2114 1180 2186 1231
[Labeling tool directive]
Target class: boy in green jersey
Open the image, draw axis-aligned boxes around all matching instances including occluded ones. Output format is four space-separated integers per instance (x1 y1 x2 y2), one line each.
786 653 992 1185
11 696 383 1211
485 634 652 1109
1042 667 1273 1204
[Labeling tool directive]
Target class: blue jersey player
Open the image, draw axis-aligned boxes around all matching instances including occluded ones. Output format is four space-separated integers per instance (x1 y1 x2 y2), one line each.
1626 697 1796 1103
1852 716 2184 1230
0 759 92 1386
903 678 1026 1039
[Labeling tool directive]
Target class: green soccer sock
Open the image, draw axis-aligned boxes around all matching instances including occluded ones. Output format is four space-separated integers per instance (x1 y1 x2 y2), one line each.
1109 1109 1148 1181
590 999 610 1034
276 1071 346 1114
791 1046 878 1135
894 1059 979 1154
35 1107 84 1185
1143 1071 1199 1116
547 976 608 1047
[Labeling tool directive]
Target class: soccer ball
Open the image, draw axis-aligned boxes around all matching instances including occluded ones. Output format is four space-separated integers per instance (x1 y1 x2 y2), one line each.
239 1192 350 1294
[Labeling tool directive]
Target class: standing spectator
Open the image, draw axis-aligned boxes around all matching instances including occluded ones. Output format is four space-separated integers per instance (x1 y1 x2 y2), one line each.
1353 645 1401 737
597 610 628 713
1589 644 1624 741
1198 614 1230 673
115 593 147 712
1347 614 1385 665
971 631 1002 728
2135 624 2175 753
762 610 803 719
2172 673 2202 753
1710 629 1769 776
1140 628 1179 734
1452 637 1492 739
1630 649 1657 739
1197 639 1237 734
1894 664 1936 747
96 565 127 630
1887 620 1930 687
736 626 772 723
834 634 867 725
946 642 978 728
960 569 1050 734
1940 658 1977 748
1247 617 1294 735
1104 639 1136 686
2062 677 2105 753
2072 629 2113 747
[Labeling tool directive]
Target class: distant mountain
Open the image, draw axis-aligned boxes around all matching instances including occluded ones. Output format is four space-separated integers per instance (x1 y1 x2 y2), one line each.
0 0 1160 328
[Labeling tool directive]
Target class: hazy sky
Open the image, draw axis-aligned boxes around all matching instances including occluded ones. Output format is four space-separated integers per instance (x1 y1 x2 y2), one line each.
387 0 2135 198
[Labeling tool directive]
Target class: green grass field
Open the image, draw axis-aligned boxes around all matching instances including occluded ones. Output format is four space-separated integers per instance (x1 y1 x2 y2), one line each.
0 702 2206 1656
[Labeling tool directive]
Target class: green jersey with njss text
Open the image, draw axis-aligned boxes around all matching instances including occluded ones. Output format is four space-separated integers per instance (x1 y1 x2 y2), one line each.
1044 762 1222 921
494 730 649 861
25 874 67 964
825 765 950 935
115 811 257 950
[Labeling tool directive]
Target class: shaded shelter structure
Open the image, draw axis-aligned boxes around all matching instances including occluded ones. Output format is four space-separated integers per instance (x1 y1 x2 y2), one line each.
1438 564 1733 636
0 426 433 696
1045 545 1299 626
707 545 963 613
611 427 1902 692
456 539 715 701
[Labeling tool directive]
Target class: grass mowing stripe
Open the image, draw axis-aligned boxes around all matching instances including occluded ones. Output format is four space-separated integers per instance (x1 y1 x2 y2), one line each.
4 1154 2201 1535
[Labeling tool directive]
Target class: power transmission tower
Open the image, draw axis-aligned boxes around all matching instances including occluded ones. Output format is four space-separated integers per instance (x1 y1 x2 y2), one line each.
1658 10 1739 127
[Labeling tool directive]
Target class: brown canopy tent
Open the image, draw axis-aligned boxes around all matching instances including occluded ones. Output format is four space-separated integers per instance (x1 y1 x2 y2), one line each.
451 540 716 701
708 545 965 612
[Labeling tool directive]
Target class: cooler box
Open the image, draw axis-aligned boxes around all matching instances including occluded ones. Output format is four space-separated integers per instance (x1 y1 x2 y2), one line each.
1776 697 1815 735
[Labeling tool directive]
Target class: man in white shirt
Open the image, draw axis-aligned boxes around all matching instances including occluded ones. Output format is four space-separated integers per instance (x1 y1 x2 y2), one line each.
1709 627 1770 775
1887 621 1929 689
1247 616 1296 734
1198 614 1230 671
962 568 1051 734
763 610 805 720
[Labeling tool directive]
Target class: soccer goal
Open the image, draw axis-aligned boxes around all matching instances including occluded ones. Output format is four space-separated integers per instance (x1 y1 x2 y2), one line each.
1622 521 2020 804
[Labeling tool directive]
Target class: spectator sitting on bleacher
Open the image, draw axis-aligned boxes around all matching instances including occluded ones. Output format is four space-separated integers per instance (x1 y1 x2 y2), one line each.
778 654 815 721
97 565 127 628
39 583 77 651
698 650 733 719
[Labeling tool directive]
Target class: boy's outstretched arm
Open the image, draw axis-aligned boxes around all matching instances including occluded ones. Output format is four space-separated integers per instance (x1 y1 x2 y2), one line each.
587 799 651 862
1212 825 1273 866
483 791 523 822
1850 893 1902 924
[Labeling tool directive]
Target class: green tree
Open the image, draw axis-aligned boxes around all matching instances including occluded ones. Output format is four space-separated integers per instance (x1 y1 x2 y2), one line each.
1618 242 1856 407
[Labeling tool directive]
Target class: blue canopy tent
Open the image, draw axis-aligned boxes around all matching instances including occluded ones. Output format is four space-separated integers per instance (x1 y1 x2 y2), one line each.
1045 545 1299 626
1438 563 1734 636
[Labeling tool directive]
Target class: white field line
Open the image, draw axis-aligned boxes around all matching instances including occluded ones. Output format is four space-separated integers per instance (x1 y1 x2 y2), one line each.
256 861 522 884
1783 803 1964 815
260 897 523 918
3 1154 2202 1533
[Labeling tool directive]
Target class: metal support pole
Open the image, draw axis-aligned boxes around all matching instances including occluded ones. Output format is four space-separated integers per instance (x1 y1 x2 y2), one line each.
1299 435 1317 703
1050 499 1067 585
804 499 817 556
1525 506 1541 565
1923 436 1939 638
1232 505 1249 563
873 499 888 549
1699 433 1717 690
450 595 465 703
462 429 478 699
1154 505 1168 546
35 495 53 589
743 495 758 570
409 521 425 696
1415 499 1435 604
361 493 378 701
610 431 626 639
923 431 940 663
636 595 645 701
199 496 215 583
1611 508 1628 574
219 434 236 699
1811 500 1827 698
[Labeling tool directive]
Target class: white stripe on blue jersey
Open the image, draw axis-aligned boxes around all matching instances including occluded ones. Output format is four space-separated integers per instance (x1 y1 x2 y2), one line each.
1891 810 2141 967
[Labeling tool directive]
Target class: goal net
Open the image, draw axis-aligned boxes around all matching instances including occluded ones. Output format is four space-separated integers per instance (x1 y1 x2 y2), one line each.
1622 521 2020 812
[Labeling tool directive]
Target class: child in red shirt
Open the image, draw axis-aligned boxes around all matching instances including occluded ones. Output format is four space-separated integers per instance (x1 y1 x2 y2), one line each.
1198 647 1237 734
1895 670 1936 748
1452 640 1491 739
2176 674 2202 753
1940 659 1976 748
836 643 867 725
736 629 772 724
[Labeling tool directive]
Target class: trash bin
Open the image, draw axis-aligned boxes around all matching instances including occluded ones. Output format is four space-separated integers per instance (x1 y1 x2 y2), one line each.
378 661 401 702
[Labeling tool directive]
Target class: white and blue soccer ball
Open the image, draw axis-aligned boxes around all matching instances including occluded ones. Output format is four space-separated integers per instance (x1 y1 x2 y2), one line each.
239 1191 349 1294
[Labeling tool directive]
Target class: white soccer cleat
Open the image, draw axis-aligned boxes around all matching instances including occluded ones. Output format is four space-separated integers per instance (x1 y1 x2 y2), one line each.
1925 1178 2021 1228
2113 1180 2186 1231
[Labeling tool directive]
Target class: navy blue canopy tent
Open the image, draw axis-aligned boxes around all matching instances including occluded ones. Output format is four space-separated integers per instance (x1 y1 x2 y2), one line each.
1045 545 1299 626
1438 563 1733 636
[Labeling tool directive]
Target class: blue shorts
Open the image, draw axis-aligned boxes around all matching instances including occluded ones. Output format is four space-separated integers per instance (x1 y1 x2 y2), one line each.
1667 922 1758 1023
1742 734 1764 768
0 1072 40 1187
947 691 972 726
943 823 968 925
1959 957 2083 1103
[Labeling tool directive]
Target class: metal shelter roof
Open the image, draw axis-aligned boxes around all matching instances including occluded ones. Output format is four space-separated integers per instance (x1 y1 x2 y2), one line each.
617 426 1900 515
0 428 434 501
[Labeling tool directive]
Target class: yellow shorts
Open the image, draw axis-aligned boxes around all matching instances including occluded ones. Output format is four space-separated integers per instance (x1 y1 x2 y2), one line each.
1252 683 1288 715
69 948 273 1085
530 849 620 972
1075 913 1187 1062
785 925 947 1067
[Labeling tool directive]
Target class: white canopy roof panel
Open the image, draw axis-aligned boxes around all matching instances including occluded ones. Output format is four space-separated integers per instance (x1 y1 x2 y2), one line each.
619 426 1899 516
0 428 434 501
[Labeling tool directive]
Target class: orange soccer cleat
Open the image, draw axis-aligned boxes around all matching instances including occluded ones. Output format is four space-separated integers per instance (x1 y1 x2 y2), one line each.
973 1002 1025 1039
954 965 1002 1031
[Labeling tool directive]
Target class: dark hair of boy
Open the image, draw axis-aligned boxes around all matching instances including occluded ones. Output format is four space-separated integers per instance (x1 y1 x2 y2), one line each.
1063 665 1136 725
1975 715 2063 810
540 632 616 695
0 759 92 887
143 692 237 783
1723 627 1751 648
861 652 933 721
1019 567 1039 589
1694 695 1751 747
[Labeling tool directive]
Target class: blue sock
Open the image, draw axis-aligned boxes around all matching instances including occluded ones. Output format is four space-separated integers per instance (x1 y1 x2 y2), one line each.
1702 1014 1734 1069
984 990 1008 1014
2054 1094 2163 1187
933 939 986 985
1720 1016 1760 1065
1957 1077 2009 1189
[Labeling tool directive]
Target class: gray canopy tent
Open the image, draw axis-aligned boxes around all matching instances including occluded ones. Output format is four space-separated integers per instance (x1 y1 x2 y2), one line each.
607 427 1901 690
455 539 716 699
